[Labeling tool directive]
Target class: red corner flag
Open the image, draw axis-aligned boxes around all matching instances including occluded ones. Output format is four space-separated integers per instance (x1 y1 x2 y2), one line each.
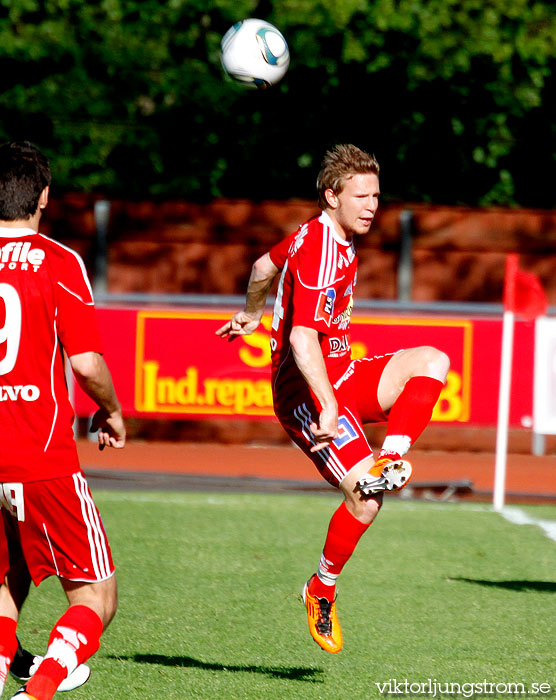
503 254 547 320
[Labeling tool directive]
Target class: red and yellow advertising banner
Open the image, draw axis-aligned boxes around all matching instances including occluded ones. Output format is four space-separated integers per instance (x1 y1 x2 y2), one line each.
74 307 536 427
135 311 275 418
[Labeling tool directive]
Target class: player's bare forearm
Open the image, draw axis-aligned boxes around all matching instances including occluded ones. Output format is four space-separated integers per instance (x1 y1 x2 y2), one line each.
216 252 279 340
289 326 338 451
69 351 126 450
70 352 120 413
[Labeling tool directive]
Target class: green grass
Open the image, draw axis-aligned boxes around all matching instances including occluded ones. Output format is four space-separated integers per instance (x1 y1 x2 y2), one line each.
7 493 556 699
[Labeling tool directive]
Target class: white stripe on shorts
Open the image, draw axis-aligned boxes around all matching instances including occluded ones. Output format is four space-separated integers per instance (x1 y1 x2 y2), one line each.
73 473 111 579
294 403 347 484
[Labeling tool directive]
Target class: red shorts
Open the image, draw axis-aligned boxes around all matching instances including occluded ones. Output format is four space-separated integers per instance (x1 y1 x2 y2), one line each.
0 472 114 585
276 354 394 488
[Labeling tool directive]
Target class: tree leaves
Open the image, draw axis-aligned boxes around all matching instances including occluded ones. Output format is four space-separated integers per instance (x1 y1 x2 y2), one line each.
0 0 554 206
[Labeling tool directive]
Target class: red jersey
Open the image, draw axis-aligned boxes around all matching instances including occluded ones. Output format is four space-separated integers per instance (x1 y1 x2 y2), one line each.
269 211 357 409
0 227 103 482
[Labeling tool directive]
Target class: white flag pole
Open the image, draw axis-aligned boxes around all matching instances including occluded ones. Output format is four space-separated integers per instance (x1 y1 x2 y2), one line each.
493 309 515 511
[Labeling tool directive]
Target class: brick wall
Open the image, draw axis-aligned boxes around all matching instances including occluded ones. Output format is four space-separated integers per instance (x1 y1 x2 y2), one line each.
47 195 556 451
42 195 556 304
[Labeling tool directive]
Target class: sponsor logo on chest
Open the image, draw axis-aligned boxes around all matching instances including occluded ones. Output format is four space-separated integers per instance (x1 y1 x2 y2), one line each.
337 254 350 270
338 245 355 268
333 295 354 330
315 288 336 326
328 336 350 357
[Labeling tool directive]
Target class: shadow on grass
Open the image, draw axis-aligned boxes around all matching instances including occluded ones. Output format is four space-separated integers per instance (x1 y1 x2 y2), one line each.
449 577 556 592
109 654 324 682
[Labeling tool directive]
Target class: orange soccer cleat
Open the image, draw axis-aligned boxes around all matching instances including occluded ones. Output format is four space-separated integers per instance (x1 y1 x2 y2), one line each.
356 457 413 496
301 578 343 654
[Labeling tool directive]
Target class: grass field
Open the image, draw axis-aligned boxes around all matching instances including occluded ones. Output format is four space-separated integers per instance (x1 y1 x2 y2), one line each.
6 492 556 699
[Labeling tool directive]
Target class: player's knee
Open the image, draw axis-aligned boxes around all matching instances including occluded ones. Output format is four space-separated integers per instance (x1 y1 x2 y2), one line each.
345 493 382 524
64 575 118 630
361 497 381 524
418 346 450 381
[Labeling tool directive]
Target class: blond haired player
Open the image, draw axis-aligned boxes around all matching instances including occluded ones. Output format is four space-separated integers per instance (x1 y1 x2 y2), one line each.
217 144 449 653
0 142 125 700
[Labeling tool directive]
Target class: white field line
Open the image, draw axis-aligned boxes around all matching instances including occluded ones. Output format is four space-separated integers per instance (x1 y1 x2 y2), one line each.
94 491 493 511
94 492 556 543
500 506 556 544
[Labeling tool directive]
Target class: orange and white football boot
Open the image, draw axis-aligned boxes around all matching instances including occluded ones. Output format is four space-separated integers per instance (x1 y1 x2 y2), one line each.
301 577 342 654
356 457 413 496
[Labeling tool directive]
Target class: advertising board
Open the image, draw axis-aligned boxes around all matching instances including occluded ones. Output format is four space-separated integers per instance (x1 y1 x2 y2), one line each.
73 307 536 428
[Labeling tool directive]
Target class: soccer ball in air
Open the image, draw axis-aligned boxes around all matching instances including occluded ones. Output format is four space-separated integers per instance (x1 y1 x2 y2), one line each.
220 19 290 89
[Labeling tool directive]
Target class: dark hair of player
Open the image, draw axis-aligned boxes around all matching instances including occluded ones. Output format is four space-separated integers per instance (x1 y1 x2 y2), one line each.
316 144 380 210
0 141 52 221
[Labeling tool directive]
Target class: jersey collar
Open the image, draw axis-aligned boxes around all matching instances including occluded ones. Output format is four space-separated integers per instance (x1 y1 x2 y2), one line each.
0 226 37 238
319 211 353 247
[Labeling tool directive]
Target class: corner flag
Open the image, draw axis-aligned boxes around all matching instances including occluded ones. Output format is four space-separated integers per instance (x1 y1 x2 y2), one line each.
503 253 547 321
494 254 547 511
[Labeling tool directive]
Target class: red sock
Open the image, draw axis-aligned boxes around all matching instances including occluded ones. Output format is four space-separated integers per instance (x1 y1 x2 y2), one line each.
309 502 370 599
26 605 103 700
0 616 18 689
379 376 444 460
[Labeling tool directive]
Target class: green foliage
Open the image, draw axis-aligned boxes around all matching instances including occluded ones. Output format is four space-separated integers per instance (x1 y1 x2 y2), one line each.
7 493 556 699
1 0 555 206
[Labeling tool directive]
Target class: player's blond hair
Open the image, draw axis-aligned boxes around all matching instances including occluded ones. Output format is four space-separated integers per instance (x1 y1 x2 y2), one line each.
316 144 379 210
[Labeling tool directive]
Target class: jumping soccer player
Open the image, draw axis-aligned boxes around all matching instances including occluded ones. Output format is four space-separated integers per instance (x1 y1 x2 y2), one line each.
0 141 125 700
217 144 449 654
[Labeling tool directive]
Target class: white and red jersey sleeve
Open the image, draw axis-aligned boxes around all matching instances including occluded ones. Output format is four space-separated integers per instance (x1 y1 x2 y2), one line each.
55 239 103 356
0 228 103 481
269 212 357 408
268 232 290 270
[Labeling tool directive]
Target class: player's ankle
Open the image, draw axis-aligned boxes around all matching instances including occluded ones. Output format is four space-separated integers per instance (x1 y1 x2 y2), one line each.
308 573 335 600
26 658 66 699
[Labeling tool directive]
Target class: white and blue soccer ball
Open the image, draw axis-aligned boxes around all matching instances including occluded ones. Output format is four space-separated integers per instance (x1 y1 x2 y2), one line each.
220 18 290 89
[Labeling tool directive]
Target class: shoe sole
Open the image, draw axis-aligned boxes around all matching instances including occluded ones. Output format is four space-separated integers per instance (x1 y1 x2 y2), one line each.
357 460 413 495
382 460 412 491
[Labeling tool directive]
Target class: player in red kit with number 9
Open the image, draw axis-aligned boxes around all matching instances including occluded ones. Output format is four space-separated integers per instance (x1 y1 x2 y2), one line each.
0 142 125 700
217 144 449 654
